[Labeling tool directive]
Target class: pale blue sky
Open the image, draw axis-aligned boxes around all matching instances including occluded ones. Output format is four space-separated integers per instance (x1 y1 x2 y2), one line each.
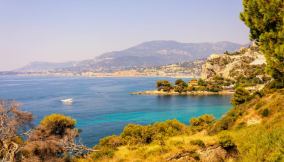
0 0 249 71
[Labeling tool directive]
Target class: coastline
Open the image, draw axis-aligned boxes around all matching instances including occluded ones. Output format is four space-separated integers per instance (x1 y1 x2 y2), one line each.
130 90 234 96
4 73 198 79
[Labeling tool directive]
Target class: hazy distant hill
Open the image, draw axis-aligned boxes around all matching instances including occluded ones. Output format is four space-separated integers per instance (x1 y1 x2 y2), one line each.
16 40 244 72
16 61 78 72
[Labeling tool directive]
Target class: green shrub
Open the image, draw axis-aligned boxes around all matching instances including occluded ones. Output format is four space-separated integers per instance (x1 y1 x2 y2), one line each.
197 79 207 86
196 86 206 91
213 75 224 81
40 114 76 136
190 139 205 148
187 86 196 91
175 79 187 87
210 117 233 134
121 124 152 144
174 85 186 93
190 114 215 126
219 135 236 151
206 84 223 92
191 152 200 160
209 107 244 134
121 119 188 145
231 88 250 106
190 114 215 131
251 90 265 99
236 122 246 130
261 108 270 117
254 102 263 110
99 135 125 148
268 80 284 89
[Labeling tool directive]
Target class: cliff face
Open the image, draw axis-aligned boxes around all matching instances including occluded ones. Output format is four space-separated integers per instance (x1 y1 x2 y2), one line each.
201 45 266 81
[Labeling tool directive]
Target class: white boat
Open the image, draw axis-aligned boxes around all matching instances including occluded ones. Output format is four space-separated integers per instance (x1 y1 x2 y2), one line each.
61 98 73 104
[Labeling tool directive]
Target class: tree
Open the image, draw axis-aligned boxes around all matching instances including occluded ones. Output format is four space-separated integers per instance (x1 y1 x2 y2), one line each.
175 79 187 87
206 84 223 92
7 113 96 162
197 79 207 86
231 88 250 106
174 79 187 93
0 102 95 161
174 85 184 93
39 114 76 136
0 101 32 162
240 0 284 86
156 80 172 92
22 114 94 161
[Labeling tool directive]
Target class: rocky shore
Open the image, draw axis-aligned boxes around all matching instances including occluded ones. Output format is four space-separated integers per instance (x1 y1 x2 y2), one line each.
130 90 234 96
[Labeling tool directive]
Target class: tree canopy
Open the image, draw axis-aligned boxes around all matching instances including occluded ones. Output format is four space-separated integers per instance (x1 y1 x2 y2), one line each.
240 0 284 85
156 80 172 92
231 87 250 106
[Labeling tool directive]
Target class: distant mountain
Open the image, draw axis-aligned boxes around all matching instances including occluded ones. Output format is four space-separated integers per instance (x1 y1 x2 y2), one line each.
16 61 78 72
16 41 245 72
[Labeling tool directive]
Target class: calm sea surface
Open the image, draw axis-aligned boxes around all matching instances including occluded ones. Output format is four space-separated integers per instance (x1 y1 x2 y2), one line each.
0 76 232 146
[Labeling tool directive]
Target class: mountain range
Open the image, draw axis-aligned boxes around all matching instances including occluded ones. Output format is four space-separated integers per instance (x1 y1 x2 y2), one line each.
16 40 245 72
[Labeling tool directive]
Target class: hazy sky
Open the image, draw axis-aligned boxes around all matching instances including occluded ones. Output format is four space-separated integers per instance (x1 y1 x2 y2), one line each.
0 0 249 71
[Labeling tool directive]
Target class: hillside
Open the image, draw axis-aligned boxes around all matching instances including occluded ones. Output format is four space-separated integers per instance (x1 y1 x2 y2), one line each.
201 44 266 80
199 45 270 92
107 59 205 78
15 41 243 72
76 88 284 162
136 59 205 77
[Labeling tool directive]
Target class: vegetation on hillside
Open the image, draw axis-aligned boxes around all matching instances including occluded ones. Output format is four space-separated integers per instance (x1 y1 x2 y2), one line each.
75 88 284 162
204 45 269 89
156 77 233 93
1 0 284 161
76 1 284 161
2 87 284 161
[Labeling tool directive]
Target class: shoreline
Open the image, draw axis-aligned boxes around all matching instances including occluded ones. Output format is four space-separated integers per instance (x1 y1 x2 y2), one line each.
0 73 199 79
130 90 234 96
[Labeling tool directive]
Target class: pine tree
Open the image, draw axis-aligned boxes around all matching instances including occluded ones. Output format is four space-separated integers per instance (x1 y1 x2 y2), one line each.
240 0 284 87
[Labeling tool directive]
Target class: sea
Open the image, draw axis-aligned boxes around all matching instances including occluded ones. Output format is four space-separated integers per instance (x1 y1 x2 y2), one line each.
0 76 232 146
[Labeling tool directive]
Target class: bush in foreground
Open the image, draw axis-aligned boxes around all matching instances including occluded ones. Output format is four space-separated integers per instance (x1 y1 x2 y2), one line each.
190 114 215 132
40 113 76 136
121 119 189 145
22 114 82 161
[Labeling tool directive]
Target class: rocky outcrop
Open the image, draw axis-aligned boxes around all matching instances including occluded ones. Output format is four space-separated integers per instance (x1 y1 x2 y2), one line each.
201 45 266 80
197 146 228 162
166 145 238 162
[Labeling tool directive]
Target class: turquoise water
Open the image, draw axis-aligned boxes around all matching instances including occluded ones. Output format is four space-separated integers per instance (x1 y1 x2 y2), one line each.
0 76 232 146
